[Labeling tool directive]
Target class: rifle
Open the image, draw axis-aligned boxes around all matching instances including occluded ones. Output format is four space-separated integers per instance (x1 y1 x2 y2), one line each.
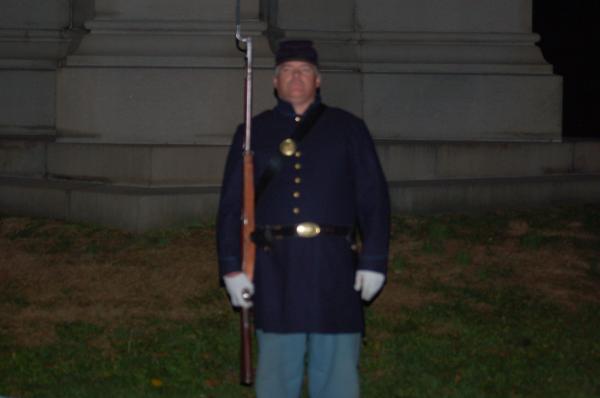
235 0 255 386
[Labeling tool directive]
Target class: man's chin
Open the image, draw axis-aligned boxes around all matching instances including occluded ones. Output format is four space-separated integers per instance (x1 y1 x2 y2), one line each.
287 96 311 104
281 92 307 101
287 88 306 96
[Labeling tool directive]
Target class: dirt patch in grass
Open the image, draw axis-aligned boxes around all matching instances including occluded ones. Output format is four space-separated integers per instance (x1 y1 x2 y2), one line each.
380 209 600 316
2 206 600 348
0 217 222 346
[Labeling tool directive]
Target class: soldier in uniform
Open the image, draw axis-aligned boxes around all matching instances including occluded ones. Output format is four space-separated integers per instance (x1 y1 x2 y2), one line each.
217 40 390 397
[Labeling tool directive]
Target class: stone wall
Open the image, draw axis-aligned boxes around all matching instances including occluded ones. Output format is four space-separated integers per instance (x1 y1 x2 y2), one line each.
2 0 596 232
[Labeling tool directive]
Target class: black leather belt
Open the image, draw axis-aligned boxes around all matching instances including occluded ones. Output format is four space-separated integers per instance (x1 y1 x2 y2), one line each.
252 222 353 246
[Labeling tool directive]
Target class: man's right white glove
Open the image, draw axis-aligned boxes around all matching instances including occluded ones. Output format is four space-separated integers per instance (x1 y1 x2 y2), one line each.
223 272 254 309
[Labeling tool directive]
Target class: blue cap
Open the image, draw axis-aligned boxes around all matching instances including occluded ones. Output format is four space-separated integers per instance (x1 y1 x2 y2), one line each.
275 40 319 67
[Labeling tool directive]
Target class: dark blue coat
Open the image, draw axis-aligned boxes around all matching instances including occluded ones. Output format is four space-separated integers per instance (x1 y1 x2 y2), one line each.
217 98 390 333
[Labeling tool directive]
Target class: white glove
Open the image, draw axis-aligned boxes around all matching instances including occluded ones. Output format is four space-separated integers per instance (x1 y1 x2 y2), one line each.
353 270 385 301
223 273 254 309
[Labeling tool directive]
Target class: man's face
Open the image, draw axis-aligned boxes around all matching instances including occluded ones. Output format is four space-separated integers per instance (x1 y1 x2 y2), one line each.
273 60 321 110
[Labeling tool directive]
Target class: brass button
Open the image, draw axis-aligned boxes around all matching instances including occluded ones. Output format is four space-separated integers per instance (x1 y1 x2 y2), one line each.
294 177 301 184
294 116 301 122
279 138 297 157
294 163 302 170
294 151 302 158
292 207 300 215
293 191 300 198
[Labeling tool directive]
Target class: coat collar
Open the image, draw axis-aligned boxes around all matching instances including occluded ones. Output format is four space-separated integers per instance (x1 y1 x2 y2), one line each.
274 92 322 119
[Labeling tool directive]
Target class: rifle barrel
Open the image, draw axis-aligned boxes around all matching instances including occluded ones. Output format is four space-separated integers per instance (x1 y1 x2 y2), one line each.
236 0 256 386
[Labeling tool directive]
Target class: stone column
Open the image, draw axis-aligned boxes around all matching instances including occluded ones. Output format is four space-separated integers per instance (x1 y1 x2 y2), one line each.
57 0 273 144
38 0 276 229
269 0 562 141
0 0 80 177
0 0 74 139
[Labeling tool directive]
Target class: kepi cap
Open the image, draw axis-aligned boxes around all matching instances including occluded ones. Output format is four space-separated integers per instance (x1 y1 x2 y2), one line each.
275 40 319 67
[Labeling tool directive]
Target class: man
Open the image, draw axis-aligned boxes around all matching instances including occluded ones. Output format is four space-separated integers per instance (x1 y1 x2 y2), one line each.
217 40 390 397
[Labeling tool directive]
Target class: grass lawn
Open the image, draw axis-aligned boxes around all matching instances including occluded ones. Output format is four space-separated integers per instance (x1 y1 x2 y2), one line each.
1 204 599 397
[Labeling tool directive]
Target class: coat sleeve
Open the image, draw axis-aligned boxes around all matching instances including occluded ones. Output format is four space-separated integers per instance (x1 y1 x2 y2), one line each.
216 125 245 279
348 117 391 275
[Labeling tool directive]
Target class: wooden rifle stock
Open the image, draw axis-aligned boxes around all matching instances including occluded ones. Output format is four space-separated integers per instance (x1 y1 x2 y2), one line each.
240 153 256 385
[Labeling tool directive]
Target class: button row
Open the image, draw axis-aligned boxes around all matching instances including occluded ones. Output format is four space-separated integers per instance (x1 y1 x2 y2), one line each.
292 149 302 215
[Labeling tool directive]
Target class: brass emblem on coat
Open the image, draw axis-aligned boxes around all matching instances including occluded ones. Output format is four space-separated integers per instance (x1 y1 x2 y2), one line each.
279 138 297 157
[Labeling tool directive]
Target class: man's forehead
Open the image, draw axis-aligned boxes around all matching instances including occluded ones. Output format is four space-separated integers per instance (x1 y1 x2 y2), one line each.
278 60 316 69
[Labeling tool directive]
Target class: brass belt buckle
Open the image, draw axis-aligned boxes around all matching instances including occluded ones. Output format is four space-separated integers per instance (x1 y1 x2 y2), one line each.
296 222 321 238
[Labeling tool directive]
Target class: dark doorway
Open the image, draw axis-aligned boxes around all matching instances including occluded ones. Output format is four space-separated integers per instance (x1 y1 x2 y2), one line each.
533 1 600 138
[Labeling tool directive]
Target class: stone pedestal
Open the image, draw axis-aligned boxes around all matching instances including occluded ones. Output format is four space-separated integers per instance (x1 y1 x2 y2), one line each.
57 0 274 144
270 0 562 142
4 0 594 233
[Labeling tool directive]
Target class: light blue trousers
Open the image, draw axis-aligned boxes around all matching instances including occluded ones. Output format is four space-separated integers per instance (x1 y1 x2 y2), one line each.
255 330 362 398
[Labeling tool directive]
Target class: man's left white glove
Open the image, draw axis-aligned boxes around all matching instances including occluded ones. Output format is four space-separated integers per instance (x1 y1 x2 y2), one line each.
354 270 385 301
223 272 254 309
